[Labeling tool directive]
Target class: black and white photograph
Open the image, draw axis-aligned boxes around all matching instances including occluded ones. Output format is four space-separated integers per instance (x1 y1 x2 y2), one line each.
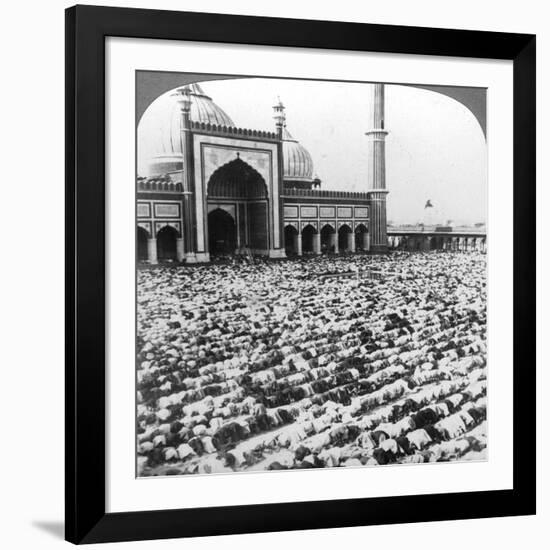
136 74 488 477
0 0 542 546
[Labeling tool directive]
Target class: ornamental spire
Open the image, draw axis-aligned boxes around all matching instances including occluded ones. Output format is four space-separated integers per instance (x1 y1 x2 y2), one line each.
273 96 286 137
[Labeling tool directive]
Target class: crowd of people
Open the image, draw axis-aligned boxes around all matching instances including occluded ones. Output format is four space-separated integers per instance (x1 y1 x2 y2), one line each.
136 251 487 476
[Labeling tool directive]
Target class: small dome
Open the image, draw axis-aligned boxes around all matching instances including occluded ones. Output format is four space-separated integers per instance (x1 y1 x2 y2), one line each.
282 127 314 182
146 83 235 175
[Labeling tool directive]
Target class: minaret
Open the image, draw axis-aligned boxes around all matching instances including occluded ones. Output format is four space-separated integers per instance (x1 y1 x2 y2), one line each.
273 96 286 138
174 86 198 263
366 83 389 253
272 97 287 259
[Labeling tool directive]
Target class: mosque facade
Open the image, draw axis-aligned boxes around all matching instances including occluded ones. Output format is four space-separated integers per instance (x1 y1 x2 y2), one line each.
136 82 431 263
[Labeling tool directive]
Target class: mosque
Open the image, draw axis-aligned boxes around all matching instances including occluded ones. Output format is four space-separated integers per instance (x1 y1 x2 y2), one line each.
137 82 389 263
136 81 485 263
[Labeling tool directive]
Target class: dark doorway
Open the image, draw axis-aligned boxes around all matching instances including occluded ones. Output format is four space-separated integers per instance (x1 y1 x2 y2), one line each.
157 226 178 261
284 225 298 255
355 224 368 251
302 225 315 254
321 225 335 253
137 226 149 262
208 209 237 255
338 225 352 251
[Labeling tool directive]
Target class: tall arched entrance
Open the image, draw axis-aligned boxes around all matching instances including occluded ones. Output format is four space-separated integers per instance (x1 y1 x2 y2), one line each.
207 157 269 255
208 209 237 255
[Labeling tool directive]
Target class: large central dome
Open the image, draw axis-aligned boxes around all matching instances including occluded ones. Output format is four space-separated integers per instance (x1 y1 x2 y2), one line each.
146 83 235 176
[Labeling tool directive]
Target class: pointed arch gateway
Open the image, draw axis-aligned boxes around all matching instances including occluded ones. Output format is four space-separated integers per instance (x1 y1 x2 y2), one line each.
207 157 269 256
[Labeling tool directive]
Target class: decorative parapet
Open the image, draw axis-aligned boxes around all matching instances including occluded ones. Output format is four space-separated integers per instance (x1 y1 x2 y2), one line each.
137 175 183 193
189 120 279 141
282 188 370 200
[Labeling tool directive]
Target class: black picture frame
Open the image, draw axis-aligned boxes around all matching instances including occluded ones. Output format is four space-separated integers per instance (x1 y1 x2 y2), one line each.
65 4 536 544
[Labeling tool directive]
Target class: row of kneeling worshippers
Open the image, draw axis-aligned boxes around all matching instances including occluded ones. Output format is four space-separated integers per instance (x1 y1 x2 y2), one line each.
137 362 487 474
136 252 487 475
138 376 487 475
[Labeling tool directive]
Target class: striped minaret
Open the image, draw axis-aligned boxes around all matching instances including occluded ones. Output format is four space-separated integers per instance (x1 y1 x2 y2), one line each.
366 83 389 253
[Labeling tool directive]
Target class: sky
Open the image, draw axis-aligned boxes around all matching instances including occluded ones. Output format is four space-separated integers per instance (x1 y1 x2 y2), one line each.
138 77 487 225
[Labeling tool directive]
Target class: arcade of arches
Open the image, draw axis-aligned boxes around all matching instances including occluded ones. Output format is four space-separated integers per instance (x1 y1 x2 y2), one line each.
138 224 487 263
284 223 370 256
137 225 184 264
388 234 487 252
